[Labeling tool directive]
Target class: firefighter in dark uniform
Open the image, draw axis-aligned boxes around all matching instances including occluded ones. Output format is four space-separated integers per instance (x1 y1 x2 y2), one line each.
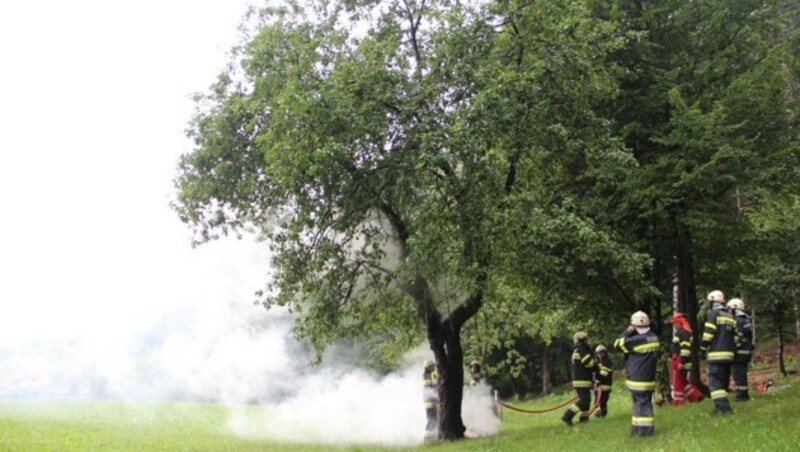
468 361 483 386
593 344 613 418
562 331 596 426
670 311 703 405
614 311 659 437
422 360 439 441
701 290 738 414
727 298 754 402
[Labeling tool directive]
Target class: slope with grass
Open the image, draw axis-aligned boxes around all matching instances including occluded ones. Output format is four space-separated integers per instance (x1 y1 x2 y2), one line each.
1 343 799 451
428 375 800 451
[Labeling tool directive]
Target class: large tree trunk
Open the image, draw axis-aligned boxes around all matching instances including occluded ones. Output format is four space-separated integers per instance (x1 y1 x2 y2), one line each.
429 317 467 440
414 269 484 442
676 227 707 393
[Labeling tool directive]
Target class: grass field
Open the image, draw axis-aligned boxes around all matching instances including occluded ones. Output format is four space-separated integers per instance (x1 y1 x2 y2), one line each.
2 376 799 451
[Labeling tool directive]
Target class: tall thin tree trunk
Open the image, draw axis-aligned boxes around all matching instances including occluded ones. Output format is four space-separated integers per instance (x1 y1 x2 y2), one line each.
541 342 551 396
777 304 788 377
794 301 800 341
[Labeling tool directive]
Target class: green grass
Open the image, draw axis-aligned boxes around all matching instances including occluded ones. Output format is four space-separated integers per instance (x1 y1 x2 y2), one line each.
426 381 800 452
2 381 799 451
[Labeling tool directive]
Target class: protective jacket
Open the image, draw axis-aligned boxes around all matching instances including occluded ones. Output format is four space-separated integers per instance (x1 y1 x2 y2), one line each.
594 355 613 391
571 342 596 388
614 328 659 391
701 303 738 363
733 310 754 363
671 328 693 370
423 369 438 409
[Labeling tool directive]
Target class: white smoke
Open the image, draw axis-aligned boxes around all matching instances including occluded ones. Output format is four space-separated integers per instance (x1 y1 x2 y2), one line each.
462 383 503 438
0 237 500 446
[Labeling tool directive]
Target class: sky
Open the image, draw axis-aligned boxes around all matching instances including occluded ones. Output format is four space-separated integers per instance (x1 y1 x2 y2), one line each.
0 0 266 342
0 1 501 444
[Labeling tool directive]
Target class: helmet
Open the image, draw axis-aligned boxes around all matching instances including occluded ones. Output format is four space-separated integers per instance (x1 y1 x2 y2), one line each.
630 311 650 327
573 331 589 344
727 298 745 310
707 290 725 303
595 344 607 353
672 311 689 329
470 360 480 367
423 360 435 370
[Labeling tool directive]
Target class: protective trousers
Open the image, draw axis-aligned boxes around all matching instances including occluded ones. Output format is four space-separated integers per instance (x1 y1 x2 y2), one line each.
670 354 702 405
630 390 654 437
732 361 750 401
594 386 610 417
707 362 733 413
425 408 437 431
562 387 591 424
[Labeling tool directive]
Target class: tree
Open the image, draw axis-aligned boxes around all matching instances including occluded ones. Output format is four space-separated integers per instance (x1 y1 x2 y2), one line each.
174 0 648 440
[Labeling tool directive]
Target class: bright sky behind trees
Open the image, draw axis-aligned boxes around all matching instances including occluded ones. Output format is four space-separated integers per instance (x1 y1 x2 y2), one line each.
0 0 265 358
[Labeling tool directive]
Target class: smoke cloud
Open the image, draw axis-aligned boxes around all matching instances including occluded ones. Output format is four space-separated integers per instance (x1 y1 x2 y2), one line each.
0 239 500 446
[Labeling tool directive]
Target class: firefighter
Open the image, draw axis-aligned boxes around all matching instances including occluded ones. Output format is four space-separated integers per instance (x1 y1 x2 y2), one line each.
468 361 483 385
670 312 703 405
614 311 659 437
562 331 596 426
422 360 439 440
593 344 613 418
701 290 738 415
727 298 754 401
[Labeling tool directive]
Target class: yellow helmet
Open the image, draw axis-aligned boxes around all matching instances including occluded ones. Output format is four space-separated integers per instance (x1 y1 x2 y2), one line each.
573 331 589 344
423 360 435 370
707 290 725 303
727 298 745 310
595 344 608 353
470 360 480 367
630 311 650 327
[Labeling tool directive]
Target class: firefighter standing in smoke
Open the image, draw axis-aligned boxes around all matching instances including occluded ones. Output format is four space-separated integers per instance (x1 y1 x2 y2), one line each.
701 290 738 415
593 344 613 418
614 311 659 437
670 312 703 405
468 361 483 386
727 297 754 402
562 331 596 426
422 360 439 435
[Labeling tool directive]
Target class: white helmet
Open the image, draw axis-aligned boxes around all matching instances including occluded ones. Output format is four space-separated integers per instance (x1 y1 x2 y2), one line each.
423 359 435 370
727 298 745 310
595 344 607 353
707 290 725 303
573 331 589 344
631 311 650 327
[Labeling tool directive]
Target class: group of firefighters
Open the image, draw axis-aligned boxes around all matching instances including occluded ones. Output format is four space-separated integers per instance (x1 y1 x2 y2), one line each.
420 289 754 439
563 289 754 437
